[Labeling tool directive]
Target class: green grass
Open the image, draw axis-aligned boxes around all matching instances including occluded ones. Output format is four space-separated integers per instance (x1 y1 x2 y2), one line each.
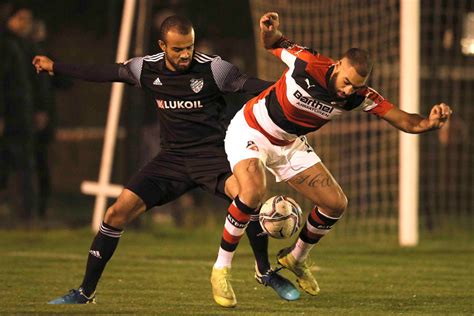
0 226 472 315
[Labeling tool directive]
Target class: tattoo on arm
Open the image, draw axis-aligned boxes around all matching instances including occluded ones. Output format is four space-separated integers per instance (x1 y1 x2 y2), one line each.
293 173 333 188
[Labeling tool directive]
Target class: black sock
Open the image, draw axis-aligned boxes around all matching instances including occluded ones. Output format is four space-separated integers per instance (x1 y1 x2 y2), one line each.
80 222 123 296
246 215 270 274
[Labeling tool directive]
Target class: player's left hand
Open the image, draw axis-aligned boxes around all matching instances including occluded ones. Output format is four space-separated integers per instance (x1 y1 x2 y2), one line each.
32 55 54 75
428 103 452 129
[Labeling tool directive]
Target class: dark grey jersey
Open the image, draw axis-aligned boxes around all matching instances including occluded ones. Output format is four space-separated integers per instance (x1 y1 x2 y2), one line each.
122 51 258 152
54 51 272 152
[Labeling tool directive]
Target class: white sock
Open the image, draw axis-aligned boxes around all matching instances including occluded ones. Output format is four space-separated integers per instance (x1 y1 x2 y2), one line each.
213 248 234 269
291 238 315 262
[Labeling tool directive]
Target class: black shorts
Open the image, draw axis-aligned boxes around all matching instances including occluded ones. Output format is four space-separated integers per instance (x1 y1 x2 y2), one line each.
126 148 232 209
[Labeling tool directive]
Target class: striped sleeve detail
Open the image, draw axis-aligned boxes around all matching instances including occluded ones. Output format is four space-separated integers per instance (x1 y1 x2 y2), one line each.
210 57 247 93
122 56 146 88
143 52 164 62
193 51 218 63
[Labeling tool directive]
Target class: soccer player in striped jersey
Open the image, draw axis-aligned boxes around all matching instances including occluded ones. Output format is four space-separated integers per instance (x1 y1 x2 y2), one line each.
213 11 453 300
33 15 299 307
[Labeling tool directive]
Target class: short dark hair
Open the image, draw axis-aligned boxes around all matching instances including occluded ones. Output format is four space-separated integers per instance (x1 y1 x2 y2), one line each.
159 15 193 43
342 48 373 77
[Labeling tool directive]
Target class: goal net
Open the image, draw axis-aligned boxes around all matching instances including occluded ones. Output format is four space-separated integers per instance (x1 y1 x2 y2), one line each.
418 0 474 234
249 0 473 238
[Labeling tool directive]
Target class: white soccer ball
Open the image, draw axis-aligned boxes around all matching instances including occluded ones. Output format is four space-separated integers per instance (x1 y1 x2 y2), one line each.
259 195 303 239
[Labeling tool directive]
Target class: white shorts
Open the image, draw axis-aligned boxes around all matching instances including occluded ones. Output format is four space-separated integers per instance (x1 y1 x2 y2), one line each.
225 109 321 182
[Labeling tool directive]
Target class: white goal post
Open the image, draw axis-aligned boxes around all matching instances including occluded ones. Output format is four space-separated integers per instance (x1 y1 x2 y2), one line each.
80 0 136 232
249 0 428 246
399 0 420 247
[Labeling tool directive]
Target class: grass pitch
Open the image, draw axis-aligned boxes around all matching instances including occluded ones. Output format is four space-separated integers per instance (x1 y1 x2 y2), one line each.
0 226 472 315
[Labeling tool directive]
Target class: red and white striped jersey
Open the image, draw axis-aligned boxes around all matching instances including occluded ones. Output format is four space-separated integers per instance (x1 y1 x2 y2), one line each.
243 44 394 146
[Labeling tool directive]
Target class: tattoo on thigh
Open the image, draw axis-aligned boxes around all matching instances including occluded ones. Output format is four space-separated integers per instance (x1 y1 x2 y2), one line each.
294 173 332 188
246 160 259 173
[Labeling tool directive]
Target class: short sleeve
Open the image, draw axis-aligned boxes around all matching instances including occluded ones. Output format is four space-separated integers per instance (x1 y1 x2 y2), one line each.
359 87 394 118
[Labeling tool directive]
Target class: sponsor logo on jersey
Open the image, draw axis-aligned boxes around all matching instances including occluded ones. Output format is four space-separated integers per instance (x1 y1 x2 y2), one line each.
153 77 163 86
190 78 204 93
293 90 334 117
305 78 316 89
156 99 203 109
246 140 259 151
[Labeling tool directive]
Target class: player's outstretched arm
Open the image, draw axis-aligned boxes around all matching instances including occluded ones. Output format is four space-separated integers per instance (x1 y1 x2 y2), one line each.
260 12 283 49
381 103 453 133
32 55 137 85
210 57 272 95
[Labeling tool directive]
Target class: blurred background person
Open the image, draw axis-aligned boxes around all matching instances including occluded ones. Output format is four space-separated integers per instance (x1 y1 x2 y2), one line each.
28 16 57 219
0 1 37 223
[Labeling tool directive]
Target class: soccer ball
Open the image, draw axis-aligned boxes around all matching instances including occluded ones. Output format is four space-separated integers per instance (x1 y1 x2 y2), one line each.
259 195 303 239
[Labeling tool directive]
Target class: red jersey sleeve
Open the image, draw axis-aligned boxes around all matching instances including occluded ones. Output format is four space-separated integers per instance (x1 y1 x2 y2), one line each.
358 87 394 118
269 36 320 66
268 38 334 88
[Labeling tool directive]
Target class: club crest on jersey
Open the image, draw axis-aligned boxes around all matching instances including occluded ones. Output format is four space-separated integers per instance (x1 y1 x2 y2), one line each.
246 140 259 151
190 78 204 93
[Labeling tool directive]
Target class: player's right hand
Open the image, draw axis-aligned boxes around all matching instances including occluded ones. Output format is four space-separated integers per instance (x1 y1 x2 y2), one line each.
32 55 54 75
428 102 452 129
260 12 280 32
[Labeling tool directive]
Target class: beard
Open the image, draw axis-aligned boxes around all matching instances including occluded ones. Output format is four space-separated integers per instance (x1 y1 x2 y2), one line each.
327 72 339 98
166 56 191 72
327 71 348 100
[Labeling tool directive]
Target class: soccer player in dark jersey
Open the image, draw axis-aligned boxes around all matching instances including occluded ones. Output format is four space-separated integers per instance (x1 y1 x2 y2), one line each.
213 11 453 300
33 15 300 307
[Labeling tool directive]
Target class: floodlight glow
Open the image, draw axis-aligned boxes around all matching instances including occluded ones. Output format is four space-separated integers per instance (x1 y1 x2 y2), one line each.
461 12 474 56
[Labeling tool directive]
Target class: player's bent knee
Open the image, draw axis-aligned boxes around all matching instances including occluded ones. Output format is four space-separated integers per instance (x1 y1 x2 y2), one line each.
104 203 138 228
104 190 147 227
318 192 348 218
337 194 348 215
239 187 266 209
327 194 348 217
